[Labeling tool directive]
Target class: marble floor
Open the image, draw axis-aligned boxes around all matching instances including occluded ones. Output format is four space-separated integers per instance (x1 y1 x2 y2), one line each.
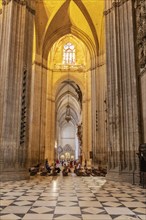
0 173 146 220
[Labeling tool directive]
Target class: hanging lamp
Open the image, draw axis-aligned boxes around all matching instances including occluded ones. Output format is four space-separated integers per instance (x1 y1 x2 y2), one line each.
65 103 71 122
65 72 71 122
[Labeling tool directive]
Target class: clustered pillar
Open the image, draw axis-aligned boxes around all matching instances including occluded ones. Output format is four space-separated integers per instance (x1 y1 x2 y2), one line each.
104 0 140 183
0 0 35 181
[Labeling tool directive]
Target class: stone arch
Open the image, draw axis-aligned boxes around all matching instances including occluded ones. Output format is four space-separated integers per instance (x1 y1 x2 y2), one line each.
42 26 97 63
41 0 99 61
53 73 85 100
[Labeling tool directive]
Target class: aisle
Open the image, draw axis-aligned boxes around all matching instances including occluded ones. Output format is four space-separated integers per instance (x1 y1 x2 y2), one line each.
0 174 145 219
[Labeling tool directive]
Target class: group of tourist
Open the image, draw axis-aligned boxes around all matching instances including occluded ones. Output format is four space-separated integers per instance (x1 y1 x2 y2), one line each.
29 158 83 176
45 159 81 176
29 158 107 177
44 159 61 175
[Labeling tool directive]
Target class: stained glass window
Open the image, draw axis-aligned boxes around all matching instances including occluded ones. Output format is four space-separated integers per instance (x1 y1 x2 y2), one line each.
63 42 75 64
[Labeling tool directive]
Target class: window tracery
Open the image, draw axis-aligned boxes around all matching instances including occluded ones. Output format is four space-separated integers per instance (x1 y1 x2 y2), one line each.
63 42 75 64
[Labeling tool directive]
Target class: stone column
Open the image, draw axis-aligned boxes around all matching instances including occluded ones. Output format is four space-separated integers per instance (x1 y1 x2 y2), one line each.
82 70 92 166
45 69 55 164
91 67 97 166
82 97 88 163
104 0 140 183
28 59 47 166
0 0 35 181
95 56 107 169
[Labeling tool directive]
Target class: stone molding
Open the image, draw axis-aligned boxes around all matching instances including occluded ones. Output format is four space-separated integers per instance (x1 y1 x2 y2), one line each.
96 61 105 68
32 61 93 72
2 0 35 15
32 61 48 70
104 0 130 16
88 63 105 71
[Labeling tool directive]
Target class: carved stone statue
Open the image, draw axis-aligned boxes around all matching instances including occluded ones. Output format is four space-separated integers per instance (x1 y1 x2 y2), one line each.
75 85 82 109
135 0 146 69
77 123 82 146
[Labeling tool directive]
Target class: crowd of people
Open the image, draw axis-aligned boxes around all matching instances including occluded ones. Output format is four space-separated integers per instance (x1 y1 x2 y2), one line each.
29 159 107 177
29 159 82 176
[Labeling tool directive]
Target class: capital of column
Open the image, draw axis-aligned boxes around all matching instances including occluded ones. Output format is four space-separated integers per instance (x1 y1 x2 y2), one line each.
16 0 26 5
104 0 130 16
2 0 35 15
2 0 11 5
2 0 28 5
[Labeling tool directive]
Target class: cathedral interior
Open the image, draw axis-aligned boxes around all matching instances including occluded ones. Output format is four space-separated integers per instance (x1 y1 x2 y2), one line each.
0 0 146 219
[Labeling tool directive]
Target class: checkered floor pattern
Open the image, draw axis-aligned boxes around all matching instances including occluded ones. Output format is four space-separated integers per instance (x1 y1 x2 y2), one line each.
0 173 146 219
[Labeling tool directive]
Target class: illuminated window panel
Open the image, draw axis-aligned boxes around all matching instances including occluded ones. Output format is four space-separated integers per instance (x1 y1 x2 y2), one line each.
63 42 75 64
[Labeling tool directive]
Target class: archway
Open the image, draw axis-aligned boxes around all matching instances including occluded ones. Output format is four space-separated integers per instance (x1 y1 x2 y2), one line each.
0 0 108 182
28 0 106 170
43 33 95 165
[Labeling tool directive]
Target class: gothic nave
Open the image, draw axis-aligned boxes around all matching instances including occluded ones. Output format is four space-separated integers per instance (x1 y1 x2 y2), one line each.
0 0 146 219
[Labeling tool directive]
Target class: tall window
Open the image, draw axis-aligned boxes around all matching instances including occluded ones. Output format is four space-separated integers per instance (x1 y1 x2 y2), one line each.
63 42 75 64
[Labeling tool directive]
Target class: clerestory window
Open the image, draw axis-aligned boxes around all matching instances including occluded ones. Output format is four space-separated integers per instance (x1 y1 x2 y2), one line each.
63 42 75 64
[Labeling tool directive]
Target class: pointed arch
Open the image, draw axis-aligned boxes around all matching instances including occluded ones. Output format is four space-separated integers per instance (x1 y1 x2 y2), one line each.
42 25 97 63
53 73 84 99
41 0 99 61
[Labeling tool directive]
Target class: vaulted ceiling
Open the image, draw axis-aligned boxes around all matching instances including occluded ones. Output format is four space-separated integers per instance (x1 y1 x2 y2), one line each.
0 0 105 57
56 79 82 127
34 0 105 57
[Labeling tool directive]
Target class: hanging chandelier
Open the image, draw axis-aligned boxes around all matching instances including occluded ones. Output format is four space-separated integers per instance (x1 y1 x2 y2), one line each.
65 72 72 122
65 103 71 122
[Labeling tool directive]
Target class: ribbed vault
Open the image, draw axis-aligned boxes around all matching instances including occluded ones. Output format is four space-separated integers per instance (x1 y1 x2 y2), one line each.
33 0 105 59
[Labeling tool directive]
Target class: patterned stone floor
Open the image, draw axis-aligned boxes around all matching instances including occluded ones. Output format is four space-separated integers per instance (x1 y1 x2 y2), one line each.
0 173 146 220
